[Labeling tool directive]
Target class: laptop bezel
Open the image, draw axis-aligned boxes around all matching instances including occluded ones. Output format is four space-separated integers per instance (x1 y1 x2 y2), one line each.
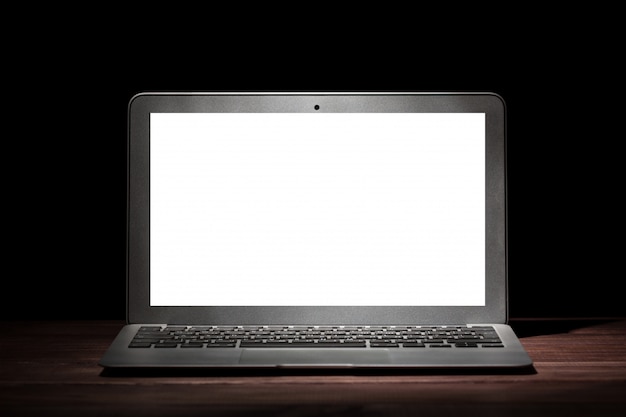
126 92 507 325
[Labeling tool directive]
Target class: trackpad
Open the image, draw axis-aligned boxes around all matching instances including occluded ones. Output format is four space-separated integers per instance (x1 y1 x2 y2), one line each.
240 348 390 366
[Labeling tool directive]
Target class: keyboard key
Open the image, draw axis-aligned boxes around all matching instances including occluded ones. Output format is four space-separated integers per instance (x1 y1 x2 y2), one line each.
454 336 481 340
239 339 264 345
402 341 425 348
128 343 152 348
290 340 316 346
370 342 399 348
455 342 478 348
318 341 367 347
206 343 236 348
164 326 187 331
139 326 162 332
482 344 505 348
215 339 238 344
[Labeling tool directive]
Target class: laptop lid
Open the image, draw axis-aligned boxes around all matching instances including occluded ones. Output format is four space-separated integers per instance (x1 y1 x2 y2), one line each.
126 92 507 326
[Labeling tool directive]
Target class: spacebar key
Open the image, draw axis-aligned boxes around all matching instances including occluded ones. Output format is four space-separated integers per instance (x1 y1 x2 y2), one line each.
315 342 366 348
240 342 366 348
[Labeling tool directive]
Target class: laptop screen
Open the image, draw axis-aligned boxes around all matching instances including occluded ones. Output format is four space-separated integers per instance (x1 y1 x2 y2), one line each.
149 112 485 307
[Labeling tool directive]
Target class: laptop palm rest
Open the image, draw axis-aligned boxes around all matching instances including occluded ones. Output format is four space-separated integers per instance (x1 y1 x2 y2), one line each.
239 349 390 366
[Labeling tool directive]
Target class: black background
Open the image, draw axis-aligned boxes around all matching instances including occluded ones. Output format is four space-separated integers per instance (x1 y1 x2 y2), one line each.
6 36 622 320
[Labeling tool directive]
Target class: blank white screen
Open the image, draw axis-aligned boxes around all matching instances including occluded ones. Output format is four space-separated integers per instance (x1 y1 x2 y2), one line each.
150 113 485 306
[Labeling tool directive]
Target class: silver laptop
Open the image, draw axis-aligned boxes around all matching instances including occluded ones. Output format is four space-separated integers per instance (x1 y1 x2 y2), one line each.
99 92 533 370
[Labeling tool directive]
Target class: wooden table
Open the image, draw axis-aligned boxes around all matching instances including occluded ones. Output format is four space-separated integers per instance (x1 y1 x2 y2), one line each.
1 319 625 416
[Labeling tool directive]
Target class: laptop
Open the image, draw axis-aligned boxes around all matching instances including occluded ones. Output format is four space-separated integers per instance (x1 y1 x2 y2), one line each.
99 92 533 370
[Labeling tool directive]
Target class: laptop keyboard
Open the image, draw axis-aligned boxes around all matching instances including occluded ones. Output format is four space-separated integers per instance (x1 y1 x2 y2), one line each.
128 325 503 348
